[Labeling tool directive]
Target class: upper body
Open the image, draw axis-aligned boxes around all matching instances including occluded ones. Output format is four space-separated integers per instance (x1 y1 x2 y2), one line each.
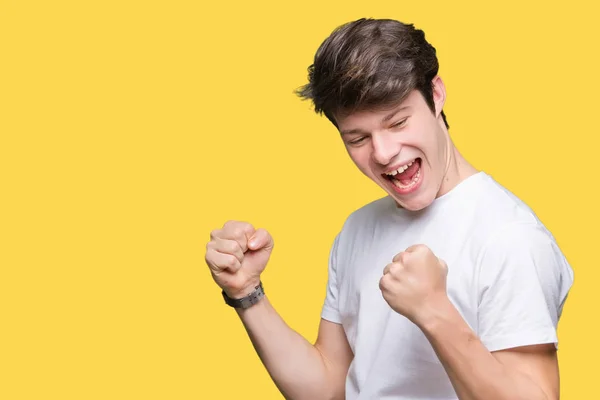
321 171 573 399
206 18 574 400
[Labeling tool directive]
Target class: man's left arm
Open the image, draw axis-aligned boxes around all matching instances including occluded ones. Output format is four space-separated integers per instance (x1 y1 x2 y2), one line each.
379 225 573 400
417 293 558 400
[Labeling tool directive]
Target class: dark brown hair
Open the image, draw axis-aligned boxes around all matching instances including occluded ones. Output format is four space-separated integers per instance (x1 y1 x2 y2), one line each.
296 18 449 129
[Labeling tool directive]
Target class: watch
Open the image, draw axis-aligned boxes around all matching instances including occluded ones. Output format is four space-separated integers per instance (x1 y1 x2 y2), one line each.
222 282 265 309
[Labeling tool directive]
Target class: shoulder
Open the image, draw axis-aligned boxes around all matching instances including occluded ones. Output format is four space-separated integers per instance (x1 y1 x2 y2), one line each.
339 195 396 232
348 195 396 219
471 175 569 268
464 173 552 250
448 173 573 284
329 195 398 258
479 221 563 265
474 173 541 226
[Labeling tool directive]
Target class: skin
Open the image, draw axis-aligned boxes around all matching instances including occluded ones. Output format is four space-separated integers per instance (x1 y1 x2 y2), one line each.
337 76 477 211
206 222 351 400
204 76 559 399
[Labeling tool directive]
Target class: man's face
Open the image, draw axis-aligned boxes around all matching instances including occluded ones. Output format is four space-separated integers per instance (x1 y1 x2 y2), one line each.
336 82 450 211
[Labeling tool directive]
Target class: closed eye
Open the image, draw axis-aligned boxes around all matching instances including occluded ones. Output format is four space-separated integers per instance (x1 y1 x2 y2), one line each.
348 136 368 145
391 118 408 129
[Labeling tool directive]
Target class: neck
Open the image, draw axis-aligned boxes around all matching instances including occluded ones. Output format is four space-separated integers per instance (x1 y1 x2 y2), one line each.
437 131 479 198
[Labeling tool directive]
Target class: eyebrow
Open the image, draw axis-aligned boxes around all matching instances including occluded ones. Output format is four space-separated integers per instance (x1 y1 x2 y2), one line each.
340 106 410 135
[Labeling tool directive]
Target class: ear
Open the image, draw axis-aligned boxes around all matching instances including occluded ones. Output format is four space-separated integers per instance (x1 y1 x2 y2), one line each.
431 75 446 118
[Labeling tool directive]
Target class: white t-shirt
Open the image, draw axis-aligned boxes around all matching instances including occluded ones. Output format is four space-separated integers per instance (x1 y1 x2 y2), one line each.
321 171 574 400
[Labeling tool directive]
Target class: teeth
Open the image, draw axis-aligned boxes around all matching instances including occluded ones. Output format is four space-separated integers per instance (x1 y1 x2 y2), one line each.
385 159 416 176
391 168 421 189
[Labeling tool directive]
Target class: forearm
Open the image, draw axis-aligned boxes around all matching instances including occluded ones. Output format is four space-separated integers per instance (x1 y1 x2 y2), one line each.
418 297 549 400
235 296 338 400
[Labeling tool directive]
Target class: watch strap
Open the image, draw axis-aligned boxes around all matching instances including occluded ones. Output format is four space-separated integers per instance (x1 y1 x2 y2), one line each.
222 282 264 309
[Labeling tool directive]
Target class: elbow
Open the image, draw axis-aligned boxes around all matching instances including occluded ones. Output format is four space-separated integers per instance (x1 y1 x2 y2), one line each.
531 385 557 400
318 380 345 400
322 393 343 400
515 389 555 400
318 385 343 400
534 394 553 400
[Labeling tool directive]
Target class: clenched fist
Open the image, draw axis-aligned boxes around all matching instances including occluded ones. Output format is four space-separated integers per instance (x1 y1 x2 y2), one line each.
379 244 448 325
205 220 274 299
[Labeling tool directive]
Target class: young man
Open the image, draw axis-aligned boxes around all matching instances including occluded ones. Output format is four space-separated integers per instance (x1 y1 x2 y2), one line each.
204 18 574 399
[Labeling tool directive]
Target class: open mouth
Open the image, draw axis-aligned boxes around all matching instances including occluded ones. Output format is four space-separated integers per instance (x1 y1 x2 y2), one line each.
382 157 422 193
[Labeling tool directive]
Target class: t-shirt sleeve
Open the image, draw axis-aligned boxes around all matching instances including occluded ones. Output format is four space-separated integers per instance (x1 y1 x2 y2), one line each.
321 233 343 324
477 223 574 352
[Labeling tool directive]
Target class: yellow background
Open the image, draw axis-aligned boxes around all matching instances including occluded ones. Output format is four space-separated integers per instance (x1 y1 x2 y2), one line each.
1 1 598 399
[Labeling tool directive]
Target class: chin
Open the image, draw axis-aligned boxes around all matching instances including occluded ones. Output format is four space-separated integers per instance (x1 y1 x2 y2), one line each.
394 195 433 211
391 181 439 211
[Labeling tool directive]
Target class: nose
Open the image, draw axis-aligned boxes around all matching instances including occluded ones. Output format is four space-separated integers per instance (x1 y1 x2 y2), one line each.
371 132 400 166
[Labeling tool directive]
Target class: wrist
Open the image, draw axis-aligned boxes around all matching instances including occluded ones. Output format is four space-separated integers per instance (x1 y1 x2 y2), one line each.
413 292 454 331
224 279 262 299
222 280 264 310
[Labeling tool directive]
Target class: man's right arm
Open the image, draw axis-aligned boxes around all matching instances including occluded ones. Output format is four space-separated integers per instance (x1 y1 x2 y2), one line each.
237 297 353 400
205 220 353 400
